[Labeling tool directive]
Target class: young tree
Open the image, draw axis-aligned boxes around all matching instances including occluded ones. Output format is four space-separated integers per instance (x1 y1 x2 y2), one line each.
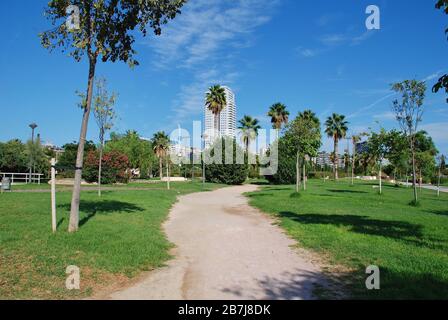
92 78 116 197
325 113 349 180
287 110 321 192
40 0 186 232
206 85 227 136
268 103 290 140
392 80 427 204
368 128 390 194
350 132 368 185
152 131 170 182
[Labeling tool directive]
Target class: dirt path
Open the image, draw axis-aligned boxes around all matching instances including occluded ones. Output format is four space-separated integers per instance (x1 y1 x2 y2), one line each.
105 185 326 300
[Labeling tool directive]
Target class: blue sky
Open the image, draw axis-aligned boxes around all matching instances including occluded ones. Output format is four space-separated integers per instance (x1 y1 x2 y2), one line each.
0 0 447 154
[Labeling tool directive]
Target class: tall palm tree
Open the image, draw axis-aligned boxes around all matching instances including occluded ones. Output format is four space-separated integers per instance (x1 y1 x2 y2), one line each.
268 103 289 139
325 113 349 180
152 131 169 180
206 85 227 136
238 115 261 154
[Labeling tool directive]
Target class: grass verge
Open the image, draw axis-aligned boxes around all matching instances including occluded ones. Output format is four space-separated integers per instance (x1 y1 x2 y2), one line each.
246 180 448 299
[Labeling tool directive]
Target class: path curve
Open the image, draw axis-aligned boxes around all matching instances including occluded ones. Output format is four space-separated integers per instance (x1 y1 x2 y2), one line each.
106 185 326 300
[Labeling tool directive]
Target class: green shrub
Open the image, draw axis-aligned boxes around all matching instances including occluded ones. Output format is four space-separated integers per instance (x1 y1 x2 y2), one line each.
205 138 248 185
83 150 130 184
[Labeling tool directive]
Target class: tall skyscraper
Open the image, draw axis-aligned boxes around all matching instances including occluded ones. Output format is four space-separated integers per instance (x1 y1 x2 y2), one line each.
204 86 236 148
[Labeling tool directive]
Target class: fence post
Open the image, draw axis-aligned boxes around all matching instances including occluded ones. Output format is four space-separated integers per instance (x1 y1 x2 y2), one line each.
51 159 57 233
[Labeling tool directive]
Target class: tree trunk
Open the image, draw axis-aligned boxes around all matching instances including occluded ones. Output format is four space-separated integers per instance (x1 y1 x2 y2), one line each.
379 160 382 195
334 137 339 180
98 138 104 197
437 165 441 197
69 57 96 233
303 160 306 191
351 144 356 186
411 140 418 203
296 152 301 193
159 157 163 180
214 113 220 138
166 157 170 190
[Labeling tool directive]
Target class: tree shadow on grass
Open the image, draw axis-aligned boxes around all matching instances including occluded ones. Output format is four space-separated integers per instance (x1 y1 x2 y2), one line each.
327 189 368 194
279 212 424 243
425 209 448 217
58 200 144 227
343 266 448 299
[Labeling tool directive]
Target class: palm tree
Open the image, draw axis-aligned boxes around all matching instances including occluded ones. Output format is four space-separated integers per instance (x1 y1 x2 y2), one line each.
268 103 289 139
206 85 227 136
238 115 261 154
152 131 169 180
325 113 349 180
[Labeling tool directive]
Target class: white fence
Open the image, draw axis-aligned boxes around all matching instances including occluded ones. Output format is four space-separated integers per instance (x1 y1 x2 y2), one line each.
0 173 44 185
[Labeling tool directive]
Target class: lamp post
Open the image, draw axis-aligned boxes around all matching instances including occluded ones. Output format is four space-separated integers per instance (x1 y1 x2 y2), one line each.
28 123 38 184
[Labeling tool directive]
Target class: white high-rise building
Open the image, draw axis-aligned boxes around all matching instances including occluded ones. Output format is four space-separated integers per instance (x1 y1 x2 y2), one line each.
204 86 236 148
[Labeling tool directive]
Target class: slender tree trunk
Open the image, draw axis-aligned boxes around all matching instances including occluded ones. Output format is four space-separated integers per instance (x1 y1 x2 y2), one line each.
159 157 163 180
334 138 339 180
411 139 418 203
296 152 301 193
166 157 170 190
69 57 96 233
351 144 356 186
303 160 306 191
98 138 104 197
437 165 441 197
379 160 382 195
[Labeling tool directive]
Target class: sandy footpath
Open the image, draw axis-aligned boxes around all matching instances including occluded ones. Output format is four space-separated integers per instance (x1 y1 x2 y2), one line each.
105 185 326 300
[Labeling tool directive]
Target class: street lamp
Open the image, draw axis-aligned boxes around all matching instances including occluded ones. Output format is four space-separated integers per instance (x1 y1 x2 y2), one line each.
28 123 38 184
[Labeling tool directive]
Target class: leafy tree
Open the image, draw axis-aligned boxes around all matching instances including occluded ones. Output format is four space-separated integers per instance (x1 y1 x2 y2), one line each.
392 79 427 204
205 138 248 185
57 141 96 177
383 130 410 182
414 131 438 184
0 140 28 173
267 103 290 139
106 131 155 177
91 77 117 196
84 150 129 184
40 0 186 232
368 128 390 194
350 132 368 185
293 110 321 191
325 113 349 180
238 115 261 156
433 1 448 103
206 85 227 134
25 135 49 179
151 131 170 180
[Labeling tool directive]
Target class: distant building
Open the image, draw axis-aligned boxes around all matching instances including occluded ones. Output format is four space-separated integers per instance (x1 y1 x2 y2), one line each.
315 151 345 169
204 86 237 148
356 141 369 154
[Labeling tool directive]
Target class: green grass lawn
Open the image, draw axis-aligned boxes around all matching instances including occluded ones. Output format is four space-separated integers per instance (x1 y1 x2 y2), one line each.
0 182 223 299
246 180 448 299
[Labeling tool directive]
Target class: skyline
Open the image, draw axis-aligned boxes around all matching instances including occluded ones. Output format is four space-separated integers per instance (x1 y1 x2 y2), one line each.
0 0 447 155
